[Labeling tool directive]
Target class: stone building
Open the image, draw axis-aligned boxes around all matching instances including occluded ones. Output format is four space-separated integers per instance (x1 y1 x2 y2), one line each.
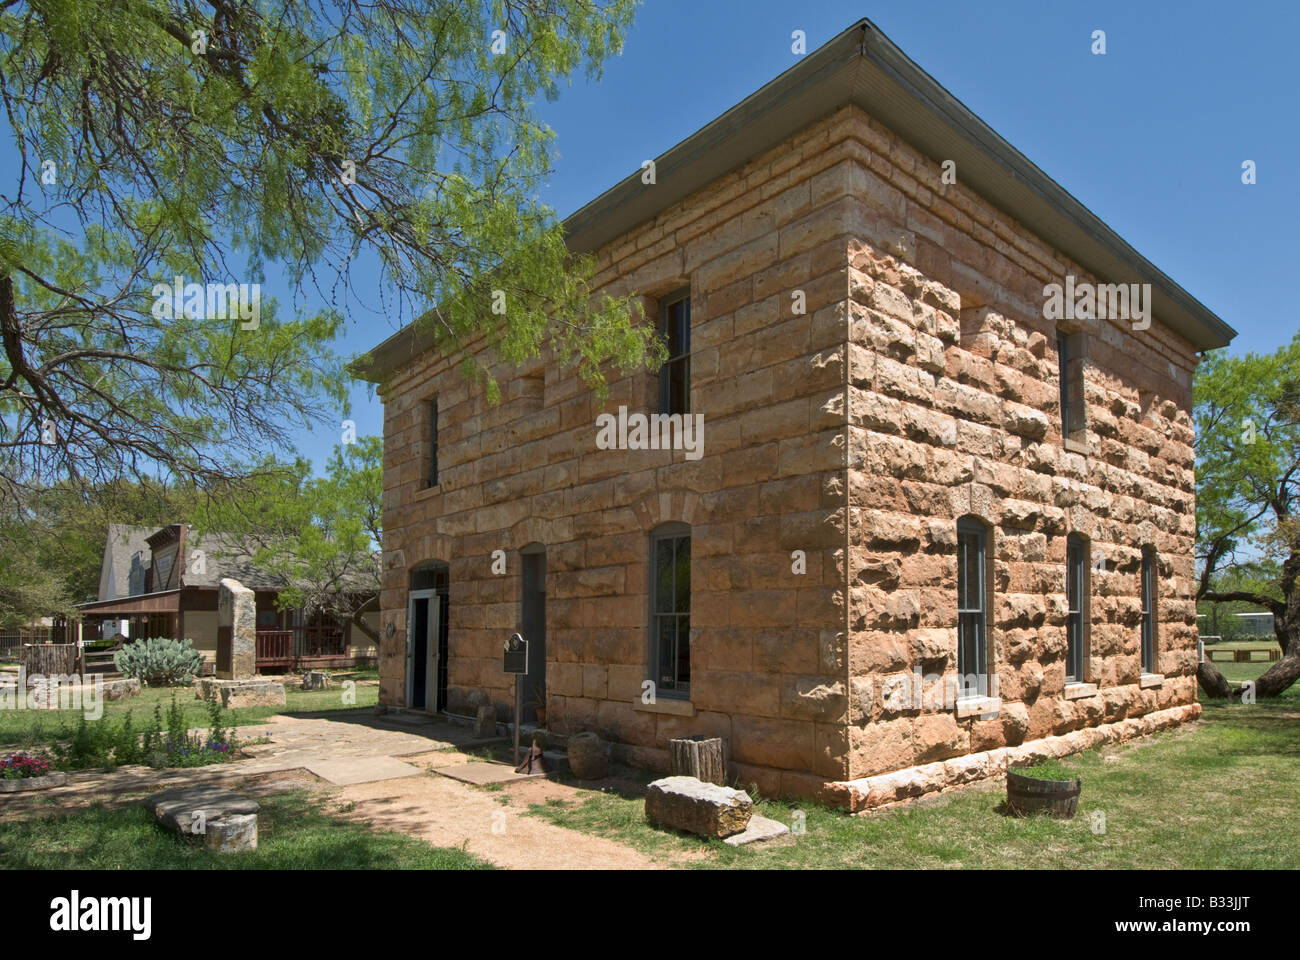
355 19 1234 808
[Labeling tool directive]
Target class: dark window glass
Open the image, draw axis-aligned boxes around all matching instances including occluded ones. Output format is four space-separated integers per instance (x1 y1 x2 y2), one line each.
659 293 691 415
1066 536 1087 682
428 399 439 487
1058 330 1084 439
650 527 691 695
957 518 988 697
1141 549 1156 673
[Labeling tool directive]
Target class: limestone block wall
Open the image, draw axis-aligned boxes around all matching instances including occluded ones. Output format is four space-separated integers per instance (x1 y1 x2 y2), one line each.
835 107 1200 782
378 110 868 797
376 101 1203 801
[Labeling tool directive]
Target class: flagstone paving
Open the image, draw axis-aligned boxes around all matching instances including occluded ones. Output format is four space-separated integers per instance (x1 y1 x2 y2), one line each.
2 710 681 869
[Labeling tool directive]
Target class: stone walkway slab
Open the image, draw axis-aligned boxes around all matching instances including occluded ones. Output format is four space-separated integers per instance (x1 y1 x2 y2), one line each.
723 814 792 846
431 760 540 785
304 756 422 786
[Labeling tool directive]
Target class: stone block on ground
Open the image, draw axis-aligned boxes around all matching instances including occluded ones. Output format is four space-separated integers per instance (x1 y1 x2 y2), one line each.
567 731 609 780
645 775 753 839
301 671 331 691
103 678 140 701
193 676 285 708
205 813 258 853
723 814 792 846
144 785 259 853
473 703 497 738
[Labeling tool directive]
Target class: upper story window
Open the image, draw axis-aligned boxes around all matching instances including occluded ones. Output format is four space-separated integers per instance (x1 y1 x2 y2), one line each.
1066 534 1089 683
650 522 691 698
1057 329 1086 441
425 398 439 488
1140 548 1157 674
956 516 990 697
658 290 691 415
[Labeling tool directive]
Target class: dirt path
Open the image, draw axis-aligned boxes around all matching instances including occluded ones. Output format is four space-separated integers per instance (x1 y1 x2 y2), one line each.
330 769 671 870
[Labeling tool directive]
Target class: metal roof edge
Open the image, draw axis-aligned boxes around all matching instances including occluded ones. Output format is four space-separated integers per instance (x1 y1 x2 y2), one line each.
353 16 1234 382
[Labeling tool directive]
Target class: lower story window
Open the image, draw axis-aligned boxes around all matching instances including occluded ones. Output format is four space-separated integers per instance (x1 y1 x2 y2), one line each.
650 523 691 697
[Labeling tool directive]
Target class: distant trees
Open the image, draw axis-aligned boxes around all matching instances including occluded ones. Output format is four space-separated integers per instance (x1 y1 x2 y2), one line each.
198 437 382 640
1195 333 1300 698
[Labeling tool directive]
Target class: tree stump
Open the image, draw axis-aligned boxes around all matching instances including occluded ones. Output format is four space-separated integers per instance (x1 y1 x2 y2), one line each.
669 736 726 785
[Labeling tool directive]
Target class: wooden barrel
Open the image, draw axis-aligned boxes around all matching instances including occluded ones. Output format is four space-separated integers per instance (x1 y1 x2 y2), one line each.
567 732 609 780
1006 769 1081 819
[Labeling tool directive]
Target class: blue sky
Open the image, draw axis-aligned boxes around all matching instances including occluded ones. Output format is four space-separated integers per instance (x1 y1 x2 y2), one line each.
14 1 1298 475
320 0 1297 474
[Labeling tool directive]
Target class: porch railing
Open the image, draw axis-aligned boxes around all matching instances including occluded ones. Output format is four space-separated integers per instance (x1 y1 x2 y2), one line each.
256 625 349 663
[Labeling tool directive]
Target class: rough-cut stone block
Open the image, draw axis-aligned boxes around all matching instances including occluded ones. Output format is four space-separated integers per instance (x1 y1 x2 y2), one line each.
144 785 260 846
217 577 257 679
723 814 792 846
194 678 286 709
102 678 141 701
301 671 331 691
645 775 753 838
473 703 497 738
205 813 258 853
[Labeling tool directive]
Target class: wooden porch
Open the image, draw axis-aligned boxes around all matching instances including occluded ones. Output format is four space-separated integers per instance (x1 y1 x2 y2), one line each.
255 623 361 672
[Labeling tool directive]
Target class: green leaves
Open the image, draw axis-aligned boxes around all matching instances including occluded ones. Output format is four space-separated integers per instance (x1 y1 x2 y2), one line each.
1 0 645 494
1195 332 1300 629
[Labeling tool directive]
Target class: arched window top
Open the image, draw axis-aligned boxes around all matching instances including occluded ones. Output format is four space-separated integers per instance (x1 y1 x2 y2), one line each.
410 561 448 592
957 514 988 536
652 520 691 538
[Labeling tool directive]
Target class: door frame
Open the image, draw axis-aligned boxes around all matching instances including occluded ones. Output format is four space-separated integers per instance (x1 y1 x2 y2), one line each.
407 589 439 711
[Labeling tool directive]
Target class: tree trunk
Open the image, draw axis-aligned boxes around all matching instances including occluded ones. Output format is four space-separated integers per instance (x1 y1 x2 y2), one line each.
350 595 379 643
1254 656 1300 697
669 736 726 785
1197 659 1233 699
1252 622 1300 698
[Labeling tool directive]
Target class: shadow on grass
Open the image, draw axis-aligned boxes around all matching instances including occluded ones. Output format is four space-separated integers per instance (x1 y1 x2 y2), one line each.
0 789 494 870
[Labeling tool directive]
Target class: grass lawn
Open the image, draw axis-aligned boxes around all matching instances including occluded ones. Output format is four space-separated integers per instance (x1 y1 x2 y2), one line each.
0 790 493 870
0 676 379 748
525 664 1300 869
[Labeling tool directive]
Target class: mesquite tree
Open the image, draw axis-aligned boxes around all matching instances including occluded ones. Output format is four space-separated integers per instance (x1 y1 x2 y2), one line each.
1195 332 1300 698
198 435 383 640
0 0 653 499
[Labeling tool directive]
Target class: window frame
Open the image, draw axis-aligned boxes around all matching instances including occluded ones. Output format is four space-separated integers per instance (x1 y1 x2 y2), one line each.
657 289 691 416
1065 534 1089 683
956 516 990 698
426 397 439 488
1057 328 1086 441
1140 548 1157 674
648 521 691 699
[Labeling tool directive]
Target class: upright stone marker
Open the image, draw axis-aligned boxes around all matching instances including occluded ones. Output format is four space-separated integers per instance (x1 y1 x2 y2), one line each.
217 577 257 679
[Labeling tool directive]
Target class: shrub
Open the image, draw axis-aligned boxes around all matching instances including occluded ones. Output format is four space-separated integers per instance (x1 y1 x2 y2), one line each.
51 697 244 771
114 637 204 686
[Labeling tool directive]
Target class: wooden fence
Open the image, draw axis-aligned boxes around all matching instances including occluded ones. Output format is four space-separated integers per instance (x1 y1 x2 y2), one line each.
20 643 80 676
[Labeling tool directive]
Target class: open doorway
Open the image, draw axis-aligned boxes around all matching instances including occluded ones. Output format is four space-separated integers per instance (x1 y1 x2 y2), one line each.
408 563 449 712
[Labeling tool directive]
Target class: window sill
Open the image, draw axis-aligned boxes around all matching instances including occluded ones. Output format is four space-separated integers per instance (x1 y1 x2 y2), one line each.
1139 673 1164 689
413 484 440 500
1064 682 1098 700
955 696 1000 719
1062 436 1090 456
633 697 695 717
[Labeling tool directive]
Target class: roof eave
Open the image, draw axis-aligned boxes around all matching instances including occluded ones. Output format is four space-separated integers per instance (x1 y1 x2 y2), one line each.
352 17 1235 383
